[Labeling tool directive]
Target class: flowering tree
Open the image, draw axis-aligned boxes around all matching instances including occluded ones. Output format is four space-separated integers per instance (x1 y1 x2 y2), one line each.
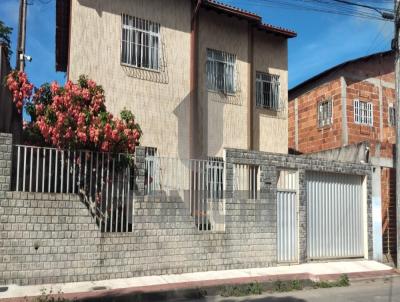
6 71 141 153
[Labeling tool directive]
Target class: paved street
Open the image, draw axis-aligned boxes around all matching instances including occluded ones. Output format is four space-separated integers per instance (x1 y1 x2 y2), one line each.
176 277 400 302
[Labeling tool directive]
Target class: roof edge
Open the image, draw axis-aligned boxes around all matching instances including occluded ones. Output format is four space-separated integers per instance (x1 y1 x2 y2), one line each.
289 50 394 98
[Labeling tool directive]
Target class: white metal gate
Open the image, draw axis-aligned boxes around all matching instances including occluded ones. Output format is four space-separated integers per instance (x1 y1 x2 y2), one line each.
277 170 298 263
307 171 365 259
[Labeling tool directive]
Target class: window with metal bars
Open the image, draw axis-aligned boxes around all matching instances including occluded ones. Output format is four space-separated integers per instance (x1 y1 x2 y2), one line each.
389 105 396 127
256 72 281 110
354 99 373 126
206 49 236 94
121 14 160 71
318 98 333 127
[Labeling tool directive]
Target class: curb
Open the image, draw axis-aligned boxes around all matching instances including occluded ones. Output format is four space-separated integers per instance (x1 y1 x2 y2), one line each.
0 269 397 302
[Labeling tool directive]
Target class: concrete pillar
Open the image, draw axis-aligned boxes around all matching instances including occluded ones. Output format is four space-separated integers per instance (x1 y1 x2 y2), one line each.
135 146 146 196
0 133 12 196
340 77 348 146
371 165 383 262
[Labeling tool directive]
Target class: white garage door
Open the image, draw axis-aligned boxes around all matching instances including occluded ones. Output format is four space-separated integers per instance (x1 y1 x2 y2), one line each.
307 171 365 259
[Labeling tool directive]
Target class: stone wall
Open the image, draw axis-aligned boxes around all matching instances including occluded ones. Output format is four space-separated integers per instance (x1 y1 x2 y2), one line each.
0 134 373 286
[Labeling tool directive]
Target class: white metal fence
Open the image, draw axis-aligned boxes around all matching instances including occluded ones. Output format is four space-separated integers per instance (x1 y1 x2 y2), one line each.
13 145 136 233
234 164 260 199
145 156 225 231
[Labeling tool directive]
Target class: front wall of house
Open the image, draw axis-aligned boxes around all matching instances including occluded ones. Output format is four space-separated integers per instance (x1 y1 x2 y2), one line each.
197 10 289 157
69 0 192 158
288 78 343 153
197 10 250 157
253 31 288 154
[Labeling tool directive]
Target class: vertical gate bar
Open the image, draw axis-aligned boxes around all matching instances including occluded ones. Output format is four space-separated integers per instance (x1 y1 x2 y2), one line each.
90 153 93 198
29 147 33 192
42 149 46 192
121 163 126 232
72 151 75 194
106 154 110 232
61 151 64 193
101 153 105 230
111 157 115 232
67 150 70 193
84 151 88 193
36 148 39 192
189 160 192 215
116 154 120 232
126 163 130 232
16 146 20 191
48 149 52 192
54 150 58 193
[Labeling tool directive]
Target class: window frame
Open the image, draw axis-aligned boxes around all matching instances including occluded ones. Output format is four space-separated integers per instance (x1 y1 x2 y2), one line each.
354 99 373 126
121 14 161 72
389 104 396 127
206 48 237 95
255 72 281 111
317 98 333 128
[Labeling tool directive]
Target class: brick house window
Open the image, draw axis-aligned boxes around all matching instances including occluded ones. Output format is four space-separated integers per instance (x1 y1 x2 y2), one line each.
206 49 236 94
121 14 160 71
318 98 333 127
389 105 396 127
256 72 281 110
354 99 373 126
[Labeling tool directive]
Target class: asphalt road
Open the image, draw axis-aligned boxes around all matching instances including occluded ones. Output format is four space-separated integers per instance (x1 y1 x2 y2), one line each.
176 277 400 302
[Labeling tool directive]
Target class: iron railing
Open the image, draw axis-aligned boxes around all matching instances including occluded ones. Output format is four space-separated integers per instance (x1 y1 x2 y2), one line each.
145 156 225 232
12 144 136 233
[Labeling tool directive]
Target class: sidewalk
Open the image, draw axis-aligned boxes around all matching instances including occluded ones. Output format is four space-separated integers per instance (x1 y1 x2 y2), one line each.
0 260 397 301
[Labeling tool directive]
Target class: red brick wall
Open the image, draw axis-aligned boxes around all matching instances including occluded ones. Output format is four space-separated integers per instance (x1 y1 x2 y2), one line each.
288 98 295 150
381 167 397 263
289 78 343 153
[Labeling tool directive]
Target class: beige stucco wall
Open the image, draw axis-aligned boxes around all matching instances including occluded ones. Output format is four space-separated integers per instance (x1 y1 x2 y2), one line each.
253 31 289 154
68 0 289 158
197 10 289 157
69 0 192 158
197 10 250 158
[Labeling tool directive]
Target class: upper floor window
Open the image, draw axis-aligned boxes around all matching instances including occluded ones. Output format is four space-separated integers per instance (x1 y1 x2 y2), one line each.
389 104 396 127
256 72 281 111
354 99 373 126
121 14 160 71
206 49 236 94
318 98 333 128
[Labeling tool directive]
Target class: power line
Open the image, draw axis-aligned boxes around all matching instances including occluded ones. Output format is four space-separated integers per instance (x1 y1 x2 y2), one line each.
227 0 394 21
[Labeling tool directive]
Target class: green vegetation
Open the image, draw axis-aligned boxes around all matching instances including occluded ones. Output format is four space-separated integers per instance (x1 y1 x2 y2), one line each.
0 20 12 59
218 275 350 297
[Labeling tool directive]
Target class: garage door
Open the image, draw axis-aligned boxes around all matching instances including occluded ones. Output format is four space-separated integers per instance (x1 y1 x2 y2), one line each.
307 172 365 259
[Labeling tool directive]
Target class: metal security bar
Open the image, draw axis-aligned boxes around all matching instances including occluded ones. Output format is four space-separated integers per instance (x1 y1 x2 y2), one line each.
354 99 373 126
145 156 225 232
206 48 236 94
234 164 260 199
121 14 161 71
13 145 136 233
256 72 281 111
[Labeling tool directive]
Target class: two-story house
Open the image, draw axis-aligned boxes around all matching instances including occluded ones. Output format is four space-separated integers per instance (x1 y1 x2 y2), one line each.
288 51 396 265
55 0 296 159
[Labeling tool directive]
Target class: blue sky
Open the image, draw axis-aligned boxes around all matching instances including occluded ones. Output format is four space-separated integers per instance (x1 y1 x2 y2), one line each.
0 0 394 89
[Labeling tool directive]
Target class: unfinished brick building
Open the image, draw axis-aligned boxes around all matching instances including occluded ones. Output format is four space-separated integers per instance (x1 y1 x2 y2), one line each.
289 51 396 265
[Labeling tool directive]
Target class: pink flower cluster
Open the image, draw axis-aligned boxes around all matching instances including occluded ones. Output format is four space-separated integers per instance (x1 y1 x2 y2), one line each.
6 72 142 154
6 71 34 113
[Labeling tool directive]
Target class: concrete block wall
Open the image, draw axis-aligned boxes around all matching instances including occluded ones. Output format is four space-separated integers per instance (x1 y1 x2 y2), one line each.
225 148 373 262
0 134 373 286
0 133 12 194
0 192 277 286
